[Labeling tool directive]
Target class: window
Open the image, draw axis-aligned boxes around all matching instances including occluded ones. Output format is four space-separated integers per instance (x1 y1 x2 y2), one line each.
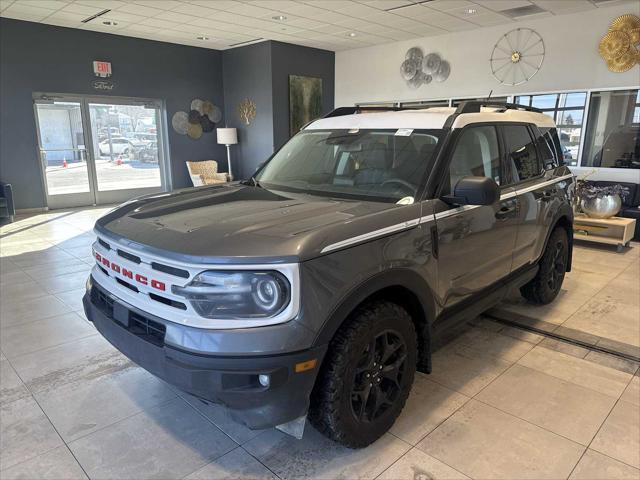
581 89 640 169
448 126 500 190
535 130 555 169
257 129 443 202
503 125 541 182
535 127 561 170
514 93 586 166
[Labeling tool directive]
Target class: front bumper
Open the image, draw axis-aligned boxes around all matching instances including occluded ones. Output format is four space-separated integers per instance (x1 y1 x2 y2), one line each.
83 276 326 429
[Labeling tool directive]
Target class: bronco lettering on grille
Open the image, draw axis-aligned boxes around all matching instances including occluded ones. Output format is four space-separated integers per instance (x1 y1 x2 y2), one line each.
94 250 166 291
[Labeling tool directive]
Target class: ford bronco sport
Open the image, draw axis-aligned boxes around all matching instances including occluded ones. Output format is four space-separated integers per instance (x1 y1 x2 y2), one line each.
83 101 574 448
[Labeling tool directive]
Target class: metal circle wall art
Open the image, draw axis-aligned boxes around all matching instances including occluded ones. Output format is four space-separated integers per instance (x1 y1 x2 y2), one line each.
171 111 189 135
400 47 450 89
490 28 545 86
172 98 222 140
599 14 640 72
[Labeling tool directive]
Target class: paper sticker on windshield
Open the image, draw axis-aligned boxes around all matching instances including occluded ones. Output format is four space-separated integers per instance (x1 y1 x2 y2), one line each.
395 128 413 136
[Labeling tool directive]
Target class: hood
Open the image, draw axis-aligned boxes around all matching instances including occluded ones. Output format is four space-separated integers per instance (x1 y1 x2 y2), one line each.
95 183 406 263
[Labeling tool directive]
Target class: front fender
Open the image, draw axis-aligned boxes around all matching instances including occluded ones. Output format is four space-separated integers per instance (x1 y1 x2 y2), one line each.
312 267 436 347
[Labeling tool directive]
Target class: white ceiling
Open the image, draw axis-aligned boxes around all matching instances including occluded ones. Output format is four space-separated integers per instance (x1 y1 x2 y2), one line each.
0 0 635 51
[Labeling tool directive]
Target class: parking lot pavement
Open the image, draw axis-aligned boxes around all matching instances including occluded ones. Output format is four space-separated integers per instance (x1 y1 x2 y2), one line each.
1 209 639 480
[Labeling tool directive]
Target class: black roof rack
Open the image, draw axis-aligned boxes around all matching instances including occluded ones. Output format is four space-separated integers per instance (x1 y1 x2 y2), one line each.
322 105 428 119
454 100 543 114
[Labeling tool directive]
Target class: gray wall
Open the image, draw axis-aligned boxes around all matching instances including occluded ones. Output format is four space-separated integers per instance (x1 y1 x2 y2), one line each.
271 42 335 150
0 20 336 209
222 41 335 178
0 18 226 209
222 42 273 180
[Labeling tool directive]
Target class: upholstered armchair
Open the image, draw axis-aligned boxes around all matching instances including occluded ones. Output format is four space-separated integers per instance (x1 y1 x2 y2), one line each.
186 161 228 186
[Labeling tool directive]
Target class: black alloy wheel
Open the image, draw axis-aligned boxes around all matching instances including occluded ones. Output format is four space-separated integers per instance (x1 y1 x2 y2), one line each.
521 227 569 304
351 330 408 423
309 301 417 448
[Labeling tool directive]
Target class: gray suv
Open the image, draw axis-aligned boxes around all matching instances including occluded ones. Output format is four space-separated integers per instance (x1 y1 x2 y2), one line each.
83 101 574 448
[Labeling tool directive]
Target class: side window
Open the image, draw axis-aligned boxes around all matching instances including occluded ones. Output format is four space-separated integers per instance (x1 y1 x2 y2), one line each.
503 125 542 182
448 126 500 191
534 127 557 170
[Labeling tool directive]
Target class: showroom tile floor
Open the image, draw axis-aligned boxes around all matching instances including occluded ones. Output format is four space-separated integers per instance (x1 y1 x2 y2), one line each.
1 208 639 480
500 239 640 354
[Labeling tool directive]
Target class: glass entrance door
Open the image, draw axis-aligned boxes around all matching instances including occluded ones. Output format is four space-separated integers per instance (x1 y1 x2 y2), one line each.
88 101 166 204
34 94 170 209
34 100 95 209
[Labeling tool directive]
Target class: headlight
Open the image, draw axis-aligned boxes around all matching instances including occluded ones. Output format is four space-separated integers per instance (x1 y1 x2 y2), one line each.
172 270 290 319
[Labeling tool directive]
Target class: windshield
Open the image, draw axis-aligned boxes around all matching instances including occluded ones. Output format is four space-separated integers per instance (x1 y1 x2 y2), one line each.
256 129 443 202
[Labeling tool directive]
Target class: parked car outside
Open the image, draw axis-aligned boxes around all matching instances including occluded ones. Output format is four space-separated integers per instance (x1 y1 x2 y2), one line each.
98 138 143 158
84 102 574 448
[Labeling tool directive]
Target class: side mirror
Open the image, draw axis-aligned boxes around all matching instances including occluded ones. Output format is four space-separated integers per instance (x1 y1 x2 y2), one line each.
442 176 499 206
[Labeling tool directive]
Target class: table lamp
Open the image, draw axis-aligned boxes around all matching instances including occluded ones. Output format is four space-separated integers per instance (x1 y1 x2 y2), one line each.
216 128 238 180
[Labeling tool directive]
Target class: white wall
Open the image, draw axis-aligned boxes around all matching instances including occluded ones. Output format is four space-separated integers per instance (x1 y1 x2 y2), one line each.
335 3 640 106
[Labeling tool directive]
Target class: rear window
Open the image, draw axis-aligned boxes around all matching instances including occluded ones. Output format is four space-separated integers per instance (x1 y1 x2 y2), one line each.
503 125 542 182
538 127 563 168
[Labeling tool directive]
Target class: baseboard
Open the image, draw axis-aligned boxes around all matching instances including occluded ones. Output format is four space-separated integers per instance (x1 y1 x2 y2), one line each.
16 207 49 214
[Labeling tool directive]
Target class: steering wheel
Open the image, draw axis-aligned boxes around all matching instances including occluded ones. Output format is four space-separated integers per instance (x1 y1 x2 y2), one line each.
381 178 415 195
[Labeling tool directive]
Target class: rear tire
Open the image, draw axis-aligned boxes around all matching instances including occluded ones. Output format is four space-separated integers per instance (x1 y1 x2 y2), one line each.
308 301 416 448
520 227 568 304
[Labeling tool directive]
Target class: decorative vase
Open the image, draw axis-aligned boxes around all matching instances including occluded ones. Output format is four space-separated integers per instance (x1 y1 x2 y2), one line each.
580 194 622 219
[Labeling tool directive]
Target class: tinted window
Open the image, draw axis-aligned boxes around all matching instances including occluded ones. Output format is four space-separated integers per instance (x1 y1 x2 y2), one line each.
534 127 558 170
448 126 500 190
503 125 541 182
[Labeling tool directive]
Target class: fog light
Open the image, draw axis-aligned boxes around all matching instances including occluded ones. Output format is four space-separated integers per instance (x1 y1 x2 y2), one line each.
258 374 270 387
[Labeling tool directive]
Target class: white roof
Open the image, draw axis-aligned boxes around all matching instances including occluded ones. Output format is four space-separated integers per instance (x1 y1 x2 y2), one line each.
306 107 556 131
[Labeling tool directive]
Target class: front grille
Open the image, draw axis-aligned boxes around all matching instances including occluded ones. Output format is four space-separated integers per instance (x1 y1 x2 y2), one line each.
92 283 114 317
149 292 187 310
91 281 166 347
128 312 166 347
117 249 141 264
116 277 139 292
151 262 189 279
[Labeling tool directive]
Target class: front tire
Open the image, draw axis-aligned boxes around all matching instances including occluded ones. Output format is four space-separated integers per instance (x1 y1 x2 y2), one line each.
521 227 569 304
308 301 416 448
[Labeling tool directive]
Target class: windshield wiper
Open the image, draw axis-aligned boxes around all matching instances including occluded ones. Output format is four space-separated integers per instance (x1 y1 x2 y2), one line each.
249 176 262 188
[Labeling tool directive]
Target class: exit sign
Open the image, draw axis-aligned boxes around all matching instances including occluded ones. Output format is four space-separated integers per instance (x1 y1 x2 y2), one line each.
93 61 112 78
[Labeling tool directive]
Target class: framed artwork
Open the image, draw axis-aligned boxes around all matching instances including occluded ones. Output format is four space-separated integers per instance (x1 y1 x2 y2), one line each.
289 75 322 137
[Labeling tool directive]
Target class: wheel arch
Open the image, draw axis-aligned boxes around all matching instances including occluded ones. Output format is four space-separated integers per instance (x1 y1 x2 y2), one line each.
313 268 436 373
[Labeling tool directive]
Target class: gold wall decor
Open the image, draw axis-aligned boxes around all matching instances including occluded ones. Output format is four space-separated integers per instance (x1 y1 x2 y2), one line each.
599 14 640 72
238 98 257 126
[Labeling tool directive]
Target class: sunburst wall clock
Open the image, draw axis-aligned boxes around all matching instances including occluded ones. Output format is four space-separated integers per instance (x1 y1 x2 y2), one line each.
490 28 545 86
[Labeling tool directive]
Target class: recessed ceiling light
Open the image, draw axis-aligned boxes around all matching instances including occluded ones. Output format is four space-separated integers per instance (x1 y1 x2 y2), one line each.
272 15 287 20
465 7 477 14
348 32 357 37
196 35 209 40
102 20 118 26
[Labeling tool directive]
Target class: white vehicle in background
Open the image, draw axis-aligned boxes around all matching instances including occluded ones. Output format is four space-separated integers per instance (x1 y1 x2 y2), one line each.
98 138 142 157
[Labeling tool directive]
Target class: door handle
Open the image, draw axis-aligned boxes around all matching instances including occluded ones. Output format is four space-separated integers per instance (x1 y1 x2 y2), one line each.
495 206 516 220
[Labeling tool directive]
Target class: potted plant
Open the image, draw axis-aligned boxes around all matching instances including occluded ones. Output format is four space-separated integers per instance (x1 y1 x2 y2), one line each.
576 180 630 219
